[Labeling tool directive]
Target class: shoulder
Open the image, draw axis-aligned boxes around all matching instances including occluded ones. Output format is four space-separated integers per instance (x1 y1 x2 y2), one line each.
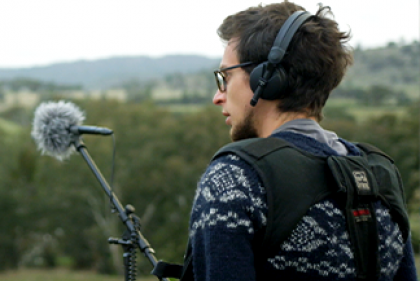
194 153 264 206
189 153 268 236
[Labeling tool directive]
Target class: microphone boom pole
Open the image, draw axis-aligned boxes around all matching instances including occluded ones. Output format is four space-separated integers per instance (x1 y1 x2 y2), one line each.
73 138 169 281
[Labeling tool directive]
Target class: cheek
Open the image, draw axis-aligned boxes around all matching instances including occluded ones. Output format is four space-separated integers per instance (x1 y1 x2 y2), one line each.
226 76 254 109
242 82 255 104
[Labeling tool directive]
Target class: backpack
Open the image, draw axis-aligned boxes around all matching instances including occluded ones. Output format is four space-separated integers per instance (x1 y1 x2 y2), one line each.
152 137 409 281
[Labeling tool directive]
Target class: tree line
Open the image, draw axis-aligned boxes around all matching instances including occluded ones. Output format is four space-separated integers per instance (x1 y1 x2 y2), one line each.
1 41 418 107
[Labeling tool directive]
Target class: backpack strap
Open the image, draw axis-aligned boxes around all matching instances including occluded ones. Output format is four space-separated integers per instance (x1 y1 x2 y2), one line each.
327 155 380 280
356 143 410 242
213 137 335 258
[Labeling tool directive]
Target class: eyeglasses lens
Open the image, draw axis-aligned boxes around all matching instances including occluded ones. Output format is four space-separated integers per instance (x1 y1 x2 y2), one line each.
215 72 225 91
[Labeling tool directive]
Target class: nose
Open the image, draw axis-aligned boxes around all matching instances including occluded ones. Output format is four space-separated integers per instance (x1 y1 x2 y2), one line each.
213 90 226 106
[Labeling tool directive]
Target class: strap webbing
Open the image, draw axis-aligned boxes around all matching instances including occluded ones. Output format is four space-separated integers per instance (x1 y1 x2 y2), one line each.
328 156 380 280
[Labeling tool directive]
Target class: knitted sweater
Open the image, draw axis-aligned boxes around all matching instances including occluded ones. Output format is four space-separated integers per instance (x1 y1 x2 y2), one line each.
189 130 417 281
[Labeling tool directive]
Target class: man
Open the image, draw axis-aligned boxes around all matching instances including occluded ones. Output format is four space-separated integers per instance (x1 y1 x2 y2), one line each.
187 1 417 281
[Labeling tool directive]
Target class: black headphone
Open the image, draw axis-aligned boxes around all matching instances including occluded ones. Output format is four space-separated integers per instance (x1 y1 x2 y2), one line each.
249 11 312 106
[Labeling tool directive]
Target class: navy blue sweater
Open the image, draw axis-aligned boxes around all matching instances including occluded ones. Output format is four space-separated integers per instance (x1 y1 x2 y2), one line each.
189 132 417 280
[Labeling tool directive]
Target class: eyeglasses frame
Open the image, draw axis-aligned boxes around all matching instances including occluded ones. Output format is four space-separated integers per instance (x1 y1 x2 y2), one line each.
213 61 257 92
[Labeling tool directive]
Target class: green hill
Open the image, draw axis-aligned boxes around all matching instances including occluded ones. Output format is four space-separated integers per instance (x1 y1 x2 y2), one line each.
0 41 418 103
342 41 419 98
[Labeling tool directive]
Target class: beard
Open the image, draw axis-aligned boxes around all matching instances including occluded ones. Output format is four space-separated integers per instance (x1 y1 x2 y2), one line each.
230 110 259 142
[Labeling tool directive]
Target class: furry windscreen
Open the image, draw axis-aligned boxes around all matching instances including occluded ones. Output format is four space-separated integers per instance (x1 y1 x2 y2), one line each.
31 100 85 161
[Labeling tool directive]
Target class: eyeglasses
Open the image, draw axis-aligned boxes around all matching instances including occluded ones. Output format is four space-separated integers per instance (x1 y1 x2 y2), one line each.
213 61 256 92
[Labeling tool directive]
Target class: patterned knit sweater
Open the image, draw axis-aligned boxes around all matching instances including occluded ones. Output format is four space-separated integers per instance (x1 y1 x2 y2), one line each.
189 131 417 281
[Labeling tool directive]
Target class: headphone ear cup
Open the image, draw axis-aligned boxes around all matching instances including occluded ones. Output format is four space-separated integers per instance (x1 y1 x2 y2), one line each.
249 62 288 100
249 63 265 92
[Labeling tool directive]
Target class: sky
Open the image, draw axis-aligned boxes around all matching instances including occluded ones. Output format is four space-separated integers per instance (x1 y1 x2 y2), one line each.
0 0 418 68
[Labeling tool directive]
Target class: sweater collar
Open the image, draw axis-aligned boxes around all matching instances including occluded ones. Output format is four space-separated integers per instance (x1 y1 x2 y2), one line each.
270 119 361 157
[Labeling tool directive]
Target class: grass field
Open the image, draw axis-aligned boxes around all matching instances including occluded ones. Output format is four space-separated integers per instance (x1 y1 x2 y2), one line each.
0 268 157 281
325 98 409 123
0 264 418 280
347 106 408 123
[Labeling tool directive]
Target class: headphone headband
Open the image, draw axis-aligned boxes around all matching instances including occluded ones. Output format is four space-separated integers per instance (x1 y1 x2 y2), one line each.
268 11 311 64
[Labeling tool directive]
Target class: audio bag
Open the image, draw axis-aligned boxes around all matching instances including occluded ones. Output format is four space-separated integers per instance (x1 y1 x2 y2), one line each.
152 137 409 281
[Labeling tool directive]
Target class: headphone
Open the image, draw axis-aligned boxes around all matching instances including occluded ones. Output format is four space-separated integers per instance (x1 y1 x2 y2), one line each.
249 11 312 106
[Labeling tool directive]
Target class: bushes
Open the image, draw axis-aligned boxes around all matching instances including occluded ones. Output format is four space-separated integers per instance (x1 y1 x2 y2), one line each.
0 99 418 273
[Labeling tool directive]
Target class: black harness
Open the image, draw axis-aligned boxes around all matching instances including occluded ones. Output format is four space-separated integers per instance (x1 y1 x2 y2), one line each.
152 138 409 281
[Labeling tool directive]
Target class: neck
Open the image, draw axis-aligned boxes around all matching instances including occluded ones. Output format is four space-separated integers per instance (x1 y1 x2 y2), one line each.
254 102 316 138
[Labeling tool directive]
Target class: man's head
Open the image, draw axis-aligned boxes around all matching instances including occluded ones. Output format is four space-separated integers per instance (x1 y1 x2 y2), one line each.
213 1 353 141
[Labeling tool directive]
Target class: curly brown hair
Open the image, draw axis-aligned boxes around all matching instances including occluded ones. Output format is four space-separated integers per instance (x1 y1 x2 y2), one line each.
217 1 353 121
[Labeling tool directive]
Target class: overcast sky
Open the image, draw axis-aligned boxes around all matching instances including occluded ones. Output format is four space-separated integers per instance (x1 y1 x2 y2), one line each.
0 0 418 68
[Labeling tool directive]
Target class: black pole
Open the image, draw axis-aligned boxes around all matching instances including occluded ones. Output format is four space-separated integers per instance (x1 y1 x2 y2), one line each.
73 139 169 281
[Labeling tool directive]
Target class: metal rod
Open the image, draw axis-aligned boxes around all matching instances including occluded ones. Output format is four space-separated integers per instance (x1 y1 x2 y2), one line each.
73 139 169 281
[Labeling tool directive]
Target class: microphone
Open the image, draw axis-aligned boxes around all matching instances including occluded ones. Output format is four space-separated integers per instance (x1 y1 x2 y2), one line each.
31 100 113 161
69 125 113 135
